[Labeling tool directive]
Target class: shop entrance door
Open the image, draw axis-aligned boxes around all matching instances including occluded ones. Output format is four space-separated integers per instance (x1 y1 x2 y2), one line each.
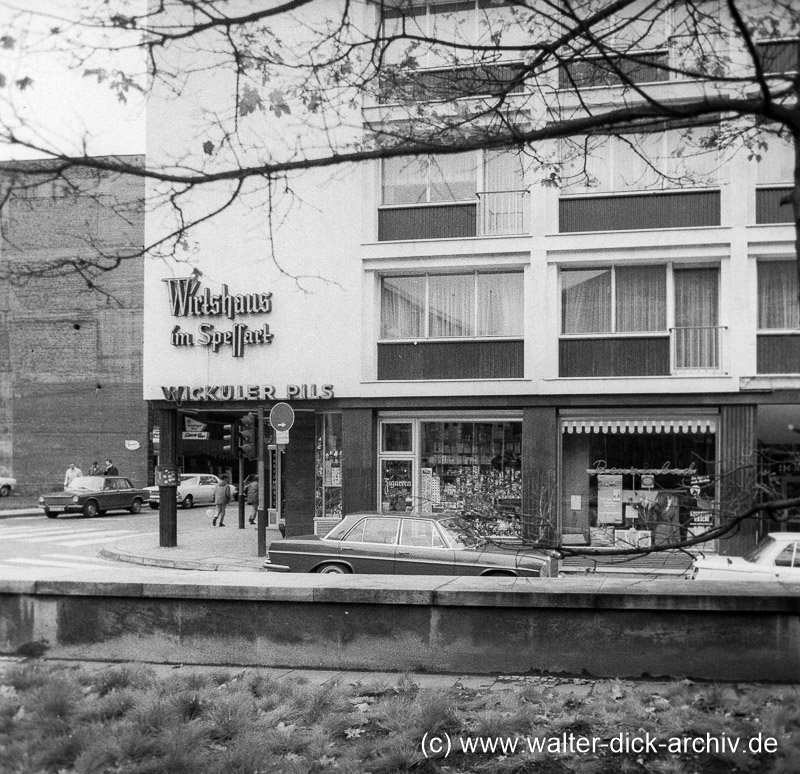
380 459 415 513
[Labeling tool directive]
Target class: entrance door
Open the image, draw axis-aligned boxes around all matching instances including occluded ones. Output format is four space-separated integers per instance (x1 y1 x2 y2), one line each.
380 459 414 513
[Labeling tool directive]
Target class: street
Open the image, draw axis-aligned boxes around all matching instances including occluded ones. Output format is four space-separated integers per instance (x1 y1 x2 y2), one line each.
0 510 161 572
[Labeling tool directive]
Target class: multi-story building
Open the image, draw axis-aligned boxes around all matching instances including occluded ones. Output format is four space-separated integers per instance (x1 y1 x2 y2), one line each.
0 156 148 493
144 1 798 555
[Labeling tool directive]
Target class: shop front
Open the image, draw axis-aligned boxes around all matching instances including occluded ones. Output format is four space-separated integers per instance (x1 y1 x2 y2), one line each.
559 410 718 552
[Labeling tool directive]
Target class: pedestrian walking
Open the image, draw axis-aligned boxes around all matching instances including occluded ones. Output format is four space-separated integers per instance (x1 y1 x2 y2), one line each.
212 475 232 527
245 475 259 524
103 459 119 476
64 463 82 488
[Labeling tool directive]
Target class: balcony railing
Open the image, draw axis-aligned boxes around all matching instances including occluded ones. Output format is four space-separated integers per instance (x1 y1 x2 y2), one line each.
671 327 725 373
477 190 529 236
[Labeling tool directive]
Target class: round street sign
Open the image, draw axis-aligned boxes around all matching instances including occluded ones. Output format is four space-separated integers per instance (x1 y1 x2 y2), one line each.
269 402 295 432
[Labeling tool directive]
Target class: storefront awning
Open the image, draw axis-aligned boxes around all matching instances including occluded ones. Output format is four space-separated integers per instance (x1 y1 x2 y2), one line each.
561 417 717 434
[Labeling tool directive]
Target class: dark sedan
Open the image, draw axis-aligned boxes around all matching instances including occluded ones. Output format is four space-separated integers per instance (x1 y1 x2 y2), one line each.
263 512 559 576
38 476 150 518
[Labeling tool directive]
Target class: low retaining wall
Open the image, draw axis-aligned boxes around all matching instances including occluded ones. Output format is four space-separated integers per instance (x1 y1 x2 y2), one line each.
1 572 798 680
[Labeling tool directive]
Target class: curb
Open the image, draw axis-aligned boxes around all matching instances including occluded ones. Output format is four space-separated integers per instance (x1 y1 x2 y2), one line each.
99 547 266 573
0 509 41 519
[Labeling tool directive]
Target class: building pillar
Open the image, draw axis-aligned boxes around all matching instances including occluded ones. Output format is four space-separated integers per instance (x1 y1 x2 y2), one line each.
719 403 758 556
158 407 178 547
342 408 376 515
522 406 558 545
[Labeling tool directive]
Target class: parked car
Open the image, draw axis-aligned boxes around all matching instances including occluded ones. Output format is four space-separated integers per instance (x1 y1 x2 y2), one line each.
145 473 232 510
690 532 800 582
263 512 559 576
38 476 150 518
0 476 16 497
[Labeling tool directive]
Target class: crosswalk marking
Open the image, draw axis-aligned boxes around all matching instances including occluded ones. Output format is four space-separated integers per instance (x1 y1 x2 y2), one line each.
59 531 157 547
20 530 136 544
43 553 116 563
5 557 115 569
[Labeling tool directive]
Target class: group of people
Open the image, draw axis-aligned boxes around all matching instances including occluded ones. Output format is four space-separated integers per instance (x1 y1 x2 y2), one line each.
63 459 119 488
211 473 259 527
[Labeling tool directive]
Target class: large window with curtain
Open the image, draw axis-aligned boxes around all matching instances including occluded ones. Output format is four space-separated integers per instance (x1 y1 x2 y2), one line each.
560 265 722 376
757 260 800 374
382 271 523 339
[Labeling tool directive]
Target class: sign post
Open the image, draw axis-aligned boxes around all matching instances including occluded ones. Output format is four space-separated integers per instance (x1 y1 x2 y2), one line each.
269 403 294 534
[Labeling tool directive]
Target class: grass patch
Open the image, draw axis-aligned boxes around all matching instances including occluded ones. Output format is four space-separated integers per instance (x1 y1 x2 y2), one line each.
0 664 797 774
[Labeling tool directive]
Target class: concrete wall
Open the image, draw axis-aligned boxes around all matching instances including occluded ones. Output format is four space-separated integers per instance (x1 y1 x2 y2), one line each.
1 573 798 681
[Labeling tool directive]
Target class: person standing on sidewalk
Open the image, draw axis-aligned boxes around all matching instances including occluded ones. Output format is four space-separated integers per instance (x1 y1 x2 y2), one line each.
64 463 82 489
212 475 232 527
245 475 259 525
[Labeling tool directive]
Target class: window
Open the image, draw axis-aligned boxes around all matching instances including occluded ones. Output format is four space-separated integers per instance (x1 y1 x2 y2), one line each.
381 271 523 339
362 518 400 544
561 266 666 335
561 129 719 195
400 519 445 547
758 262 799 330
560 265 722 375
382 153 477 206
775 543 799 568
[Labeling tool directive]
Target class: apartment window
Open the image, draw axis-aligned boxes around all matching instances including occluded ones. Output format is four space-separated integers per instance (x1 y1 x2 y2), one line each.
758 262 798 330
755 134 793 224
756 40 798 74
561 129 719 195
379 149 529 239
382 271 523 339
382 153 477 205
561 266 666 335
560 265 722 376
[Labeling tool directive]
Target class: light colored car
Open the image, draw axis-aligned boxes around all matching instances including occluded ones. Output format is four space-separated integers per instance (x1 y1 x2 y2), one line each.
0 476 16 497
691 532 800 582
146 474 232 510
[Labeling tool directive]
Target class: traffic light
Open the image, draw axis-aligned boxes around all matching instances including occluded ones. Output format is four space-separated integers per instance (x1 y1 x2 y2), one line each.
240 412 257 459
222 420 240 457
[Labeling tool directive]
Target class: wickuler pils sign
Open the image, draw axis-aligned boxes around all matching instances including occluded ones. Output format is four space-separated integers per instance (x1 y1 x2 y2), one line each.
164 277 273 358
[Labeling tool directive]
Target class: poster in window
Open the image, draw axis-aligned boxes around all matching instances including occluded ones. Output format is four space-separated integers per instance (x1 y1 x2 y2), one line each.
381 460 413 512
597 474 623 525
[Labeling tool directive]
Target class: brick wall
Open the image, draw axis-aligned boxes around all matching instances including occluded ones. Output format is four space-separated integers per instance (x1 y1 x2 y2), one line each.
0 157 148 494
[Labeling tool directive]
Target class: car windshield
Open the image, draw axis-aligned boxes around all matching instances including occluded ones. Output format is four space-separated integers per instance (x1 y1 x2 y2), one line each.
180 475 193 482
438 517 481 548
66 476 104 491
743 536 778 564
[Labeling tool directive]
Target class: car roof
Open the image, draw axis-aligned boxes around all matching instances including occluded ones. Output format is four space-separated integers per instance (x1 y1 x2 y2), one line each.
766 532 800 541
346 511 462 521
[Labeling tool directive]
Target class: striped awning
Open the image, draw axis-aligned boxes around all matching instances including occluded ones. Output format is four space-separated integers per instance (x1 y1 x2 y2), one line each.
561 417 717 434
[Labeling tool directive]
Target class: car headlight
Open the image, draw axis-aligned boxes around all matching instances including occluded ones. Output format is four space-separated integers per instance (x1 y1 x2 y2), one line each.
72 495 80 503
38 496 44 503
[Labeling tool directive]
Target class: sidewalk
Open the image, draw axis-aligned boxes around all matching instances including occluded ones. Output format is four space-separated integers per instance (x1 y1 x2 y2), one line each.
101 504 278 571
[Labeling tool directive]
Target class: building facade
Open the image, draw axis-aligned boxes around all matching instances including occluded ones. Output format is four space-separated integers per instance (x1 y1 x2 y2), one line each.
0 157 148 494
144 1 799 554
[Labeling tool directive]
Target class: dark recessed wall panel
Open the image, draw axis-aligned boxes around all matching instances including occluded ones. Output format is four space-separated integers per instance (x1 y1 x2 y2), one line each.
559 337 670 377
378 203 477 241
378 340 523 380
757 334 800 374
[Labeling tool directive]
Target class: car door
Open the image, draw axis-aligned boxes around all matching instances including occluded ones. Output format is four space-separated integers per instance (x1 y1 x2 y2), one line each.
394 518 455 575
102 478 123 511
773 542 800 581
339 517 399 573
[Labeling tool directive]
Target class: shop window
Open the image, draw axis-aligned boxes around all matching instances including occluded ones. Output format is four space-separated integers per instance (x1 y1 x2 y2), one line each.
315 413 342 523
378 417 523 531
757 261 800 374
560 414 717 551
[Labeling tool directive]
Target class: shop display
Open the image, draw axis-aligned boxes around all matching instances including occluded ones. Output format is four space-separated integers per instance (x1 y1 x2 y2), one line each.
315 413 342 520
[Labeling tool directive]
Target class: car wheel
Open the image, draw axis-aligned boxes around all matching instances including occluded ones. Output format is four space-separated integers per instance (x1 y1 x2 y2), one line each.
83 500 99 518
44 508 57 519
149 502 159 510
315 563 352 574
0 485 9 497
181 495 193 509
129 498 142 514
